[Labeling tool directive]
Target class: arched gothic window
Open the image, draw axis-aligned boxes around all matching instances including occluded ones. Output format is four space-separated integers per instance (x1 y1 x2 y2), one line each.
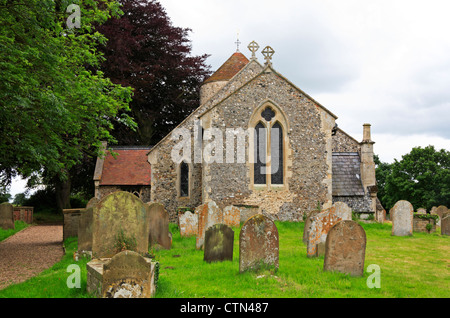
251 104 287 188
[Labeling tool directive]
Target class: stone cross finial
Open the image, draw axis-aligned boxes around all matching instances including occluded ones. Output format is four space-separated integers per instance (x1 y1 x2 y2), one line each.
235 31 241 52
262 46 275 66
248 41 259 59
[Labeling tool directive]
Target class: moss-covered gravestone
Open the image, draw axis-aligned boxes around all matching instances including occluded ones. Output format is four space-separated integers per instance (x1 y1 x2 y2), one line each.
0 202 14 230
92 191 150 258
78 207 93 253
204 224 234 263
239 214 279 273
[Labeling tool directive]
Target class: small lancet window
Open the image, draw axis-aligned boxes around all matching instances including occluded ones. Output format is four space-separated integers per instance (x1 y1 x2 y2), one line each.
271 122 283 185
254 122 267 185
180 161 189 197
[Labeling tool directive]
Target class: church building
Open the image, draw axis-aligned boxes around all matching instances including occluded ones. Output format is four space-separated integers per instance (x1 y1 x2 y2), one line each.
94 42 380 222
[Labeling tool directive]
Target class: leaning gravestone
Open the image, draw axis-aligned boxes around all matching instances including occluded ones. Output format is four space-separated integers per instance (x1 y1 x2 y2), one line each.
92 191 150 258
204 224 234 263
302 210 320 244
333 202 353 221
147 202 171 250
178 210 198 237
196 201 223 250
101 250 156 298
307 204 352 257
223 205 241 228
0 202 14 230
86 197 100 209
323 220 366 276
441 213 450 236
239 214 279 273
391 200 414 236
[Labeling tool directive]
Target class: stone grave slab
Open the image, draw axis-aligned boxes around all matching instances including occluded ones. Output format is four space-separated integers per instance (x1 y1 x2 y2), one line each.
391 200 413 236
0 202 14 230
196 201 222 250
147 202 171 250
204 224 234 263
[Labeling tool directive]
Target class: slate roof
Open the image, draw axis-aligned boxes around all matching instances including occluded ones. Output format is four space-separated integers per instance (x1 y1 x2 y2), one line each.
203 52 249 84
332 152 365 196
99 147 151 186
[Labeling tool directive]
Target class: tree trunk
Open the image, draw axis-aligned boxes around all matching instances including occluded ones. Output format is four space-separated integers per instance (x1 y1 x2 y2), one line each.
55 176 71 212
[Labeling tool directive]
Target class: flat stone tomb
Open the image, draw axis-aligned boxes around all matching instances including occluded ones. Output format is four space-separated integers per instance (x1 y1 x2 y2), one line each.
147 202 171 249
239 214 279 273
391 200 413 236
204 224 234 263
323 220 366 277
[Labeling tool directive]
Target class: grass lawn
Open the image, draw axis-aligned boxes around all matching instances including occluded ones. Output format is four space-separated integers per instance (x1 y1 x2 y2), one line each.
0 221 30 242
0 221 448 298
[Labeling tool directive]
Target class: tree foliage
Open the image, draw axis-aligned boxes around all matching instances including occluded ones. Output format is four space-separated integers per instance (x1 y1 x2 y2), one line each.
376 146 450 211
95 0 211 145
0 0 135 189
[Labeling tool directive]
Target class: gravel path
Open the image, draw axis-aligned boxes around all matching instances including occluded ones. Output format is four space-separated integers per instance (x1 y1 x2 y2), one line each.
0 225 64 290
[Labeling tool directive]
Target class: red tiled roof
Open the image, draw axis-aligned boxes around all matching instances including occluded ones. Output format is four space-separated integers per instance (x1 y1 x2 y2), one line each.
203 52 249 84
100 148 151 186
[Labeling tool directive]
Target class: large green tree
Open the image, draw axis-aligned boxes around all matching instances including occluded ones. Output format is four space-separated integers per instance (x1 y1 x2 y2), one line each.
377 146 450 211
0 0 136 210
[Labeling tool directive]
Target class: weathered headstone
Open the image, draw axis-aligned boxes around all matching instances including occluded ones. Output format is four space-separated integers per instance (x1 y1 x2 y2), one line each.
0 202 14 230
196 201 223 250
391 200 414 236
416 208 427 215
307 204 352 257
239 214 279 273
333 201 352 221
78 207 93 253
434 205 448 227
441 213 450 236
204 224 234 263
178 210 198 237
86 197 100 209
323 220 366 276
147 202 171 250
302 210 320 244
223 205 241 228
101 250 156 298
92 191 150 258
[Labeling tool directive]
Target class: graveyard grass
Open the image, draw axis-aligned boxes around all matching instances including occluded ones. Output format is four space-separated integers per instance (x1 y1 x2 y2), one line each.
0 221 30 242
0 221 449 298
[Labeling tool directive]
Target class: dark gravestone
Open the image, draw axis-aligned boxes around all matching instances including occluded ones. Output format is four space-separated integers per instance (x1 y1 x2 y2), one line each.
441 213 450 236
0 202 14 230
239 214 279 273
323 220 366 277
147 202 171 250
204 224 234 263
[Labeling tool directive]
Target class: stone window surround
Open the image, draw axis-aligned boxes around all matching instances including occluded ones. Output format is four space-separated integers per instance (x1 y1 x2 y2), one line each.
248 100 290 191
176 160 193 201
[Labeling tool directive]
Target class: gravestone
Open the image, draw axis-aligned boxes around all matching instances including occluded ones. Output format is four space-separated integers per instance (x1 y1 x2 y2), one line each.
239 214 279 273
86 197 99 209
178 210 198 237
223 205 241 228
204 224 234 263
302 210 320 244
196 201 223 250
101 250 156 298
441 213 450 236
92 191 150 258
147 202 171 250
391 200 413 236
434 205 448 227
78 207 93 253
307 205 352 257
323 220 366 276
333 202 352 221
0 202 14 230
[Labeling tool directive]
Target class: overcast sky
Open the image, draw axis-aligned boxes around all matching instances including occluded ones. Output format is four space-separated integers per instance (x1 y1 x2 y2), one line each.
8 0 450 198
160 0 450 163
